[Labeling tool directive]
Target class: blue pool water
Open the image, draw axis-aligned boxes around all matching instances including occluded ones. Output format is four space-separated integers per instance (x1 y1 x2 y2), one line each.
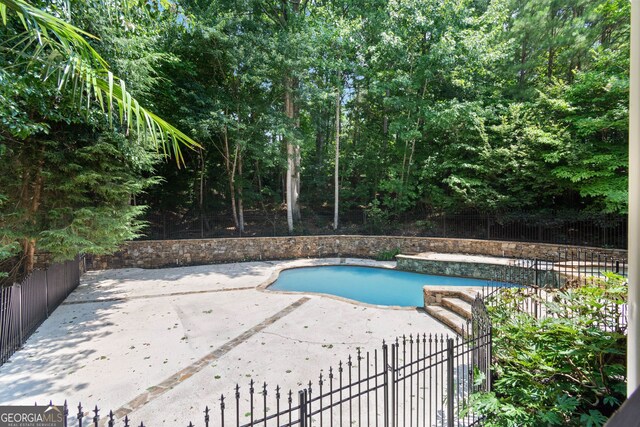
269 265 497 307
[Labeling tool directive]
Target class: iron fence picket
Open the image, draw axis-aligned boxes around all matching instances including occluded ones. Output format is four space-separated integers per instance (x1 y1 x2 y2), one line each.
0 286 20 364
44 325 492 427
139 211 627 249
24 249 628 427
20 270 48 338
0 256 81 366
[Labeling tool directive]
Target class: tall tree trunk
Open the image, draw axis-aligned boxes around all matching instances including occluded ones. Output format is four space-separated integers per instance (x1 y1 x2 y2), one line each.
518 37 528 86
284 75 301 231
286 139 294 232
406 139 416 185
334 83 341 231
20 149 44 273
237 151 245 233
352 84 360 148
199 149 205 212
401 138 409 184
198 149 205 238
292 142 301 221
223 125 240 229
255 159 263 196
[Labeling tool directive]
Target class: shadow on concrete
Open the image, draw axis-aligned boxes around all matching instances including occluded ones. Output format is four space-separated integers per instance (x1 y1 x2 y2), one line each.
0 284 123 404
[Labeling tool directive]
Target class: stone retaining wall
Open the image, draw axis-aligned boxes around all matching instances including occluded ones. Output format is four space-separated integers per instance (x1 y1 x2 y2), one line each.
85 236 627 270
398 255 528 280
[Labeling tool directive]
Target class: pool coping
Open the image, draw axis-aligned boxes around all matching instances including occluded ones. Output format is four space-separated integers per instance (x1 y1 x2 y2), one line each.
257 261 427 311
257 259 488 313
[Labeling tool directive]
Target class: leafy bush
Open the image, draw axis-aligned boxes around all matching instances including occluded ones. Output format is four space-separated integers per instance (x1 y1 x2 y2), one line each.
471 274 627 426
364 199 391 233
375 247 401 261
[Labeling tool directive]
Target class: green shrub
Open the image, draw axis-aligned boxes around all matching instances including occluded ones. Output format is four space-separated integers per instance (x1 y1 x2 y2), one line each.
470 274 627 426
375 247 401 261
364 199 391 233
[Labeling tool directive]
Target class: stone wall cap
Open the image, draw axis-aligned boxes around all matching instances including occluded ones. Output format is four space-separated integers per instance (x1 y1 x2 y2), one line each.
397 252 519 265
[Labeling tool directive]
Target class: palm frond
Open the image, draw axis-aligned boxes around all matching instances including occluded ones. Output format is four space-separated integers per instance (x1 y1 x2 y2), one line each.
0 0 201 163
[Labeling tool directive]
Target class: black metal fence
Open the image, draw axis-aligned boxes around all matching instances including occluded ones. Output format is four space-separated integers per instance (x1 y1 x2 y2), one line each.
481 249 628 333
0 255 82 365
53 321 492 427
475 248 628 297
139 211 627 249
25 249 629 427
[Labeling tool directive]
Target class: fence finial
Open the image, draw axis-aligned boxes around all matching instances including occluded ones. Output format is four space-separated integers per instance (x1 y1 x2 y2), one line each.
77 403 83 427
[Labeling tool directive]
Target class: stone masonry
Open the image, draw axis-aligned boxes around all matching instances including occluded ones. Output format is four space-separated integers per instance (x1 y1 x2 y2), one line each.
85 235 627 270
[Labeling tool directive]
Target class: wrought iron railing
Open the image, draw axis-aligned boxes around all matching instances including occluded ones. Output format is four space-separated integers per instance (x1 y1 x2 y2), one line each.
47 325 492 427
138 210 627 249
17 249 630 426
481 249 628 332
0 255 82 365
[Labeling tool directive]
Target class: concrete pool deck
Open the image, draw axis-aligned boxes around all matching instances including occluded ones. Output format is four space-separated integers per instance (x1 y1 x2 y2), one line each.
0 258 453 425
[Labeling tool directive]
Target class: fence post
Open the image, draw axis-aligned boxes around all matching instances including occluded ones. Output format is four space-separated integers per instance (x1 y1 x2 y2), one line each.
382 342 389 427
298 390 307 427
17 284 23 345
390 344 396 427
44 269 49 317
487 326 493 393
446 338 454 427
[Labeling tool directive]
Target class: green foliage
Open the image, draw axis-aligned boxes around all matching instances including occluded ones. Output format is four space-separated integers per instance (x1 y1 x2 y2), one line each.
0 0 630 266
471 274 627 426
139 0 629 219
375 247 401 261
0 116 160 262
364 199 391 234
0 0 167 272
0 0 200 160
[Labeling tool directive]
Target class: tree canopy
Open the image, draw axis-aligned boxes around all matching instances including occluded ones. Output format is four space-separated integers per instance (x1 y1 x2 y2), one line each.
0 0 630 275
140 0 628 224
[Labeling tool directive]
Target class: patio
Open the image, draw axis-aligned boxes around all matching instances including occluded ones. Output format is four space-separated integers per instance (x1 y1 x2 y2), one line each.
0 258 451 425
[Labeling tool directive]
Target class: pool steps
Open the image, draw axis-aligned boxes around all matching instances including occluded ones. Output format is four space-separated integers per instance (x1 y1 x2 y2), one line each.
424 305 467 336
422 288 476 335
397 252 508 334
441 297 472 320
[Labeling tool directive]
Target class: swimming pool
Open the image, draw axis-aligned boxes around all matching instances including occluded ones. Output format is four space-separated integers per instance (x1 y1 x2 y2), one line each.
268 265 497 307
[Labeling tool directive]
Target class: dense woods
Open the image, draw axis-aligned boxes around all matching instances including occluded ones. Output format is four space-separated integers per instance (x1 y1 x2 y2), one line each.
0 0 630 273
